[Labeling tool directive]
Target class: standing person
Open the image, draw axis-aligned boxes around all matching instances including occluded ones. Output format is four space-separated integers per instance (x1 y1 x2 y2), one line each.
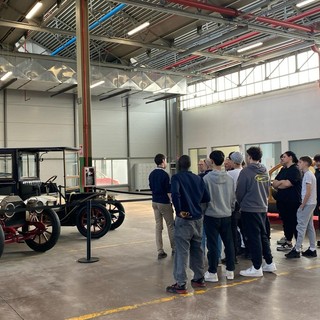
237 147 276 277
166 155 210 294
149 154 175 259
285 156 318 258
273 151 302 251
198 159 207 174
199 158 212 179
224 152 235 171
313 154 320 247
203 150 235 282
228 151 244 260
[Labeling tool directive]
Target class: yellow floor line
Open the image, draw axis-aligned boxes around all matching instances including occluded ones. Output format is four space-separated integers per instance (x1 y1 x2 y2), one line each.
304 264 320 270
65 278 259 320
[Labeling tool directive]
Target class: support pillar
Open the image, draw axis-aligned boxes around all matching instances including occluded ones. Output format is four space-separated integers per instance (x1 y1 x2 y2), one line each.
76 0 92 189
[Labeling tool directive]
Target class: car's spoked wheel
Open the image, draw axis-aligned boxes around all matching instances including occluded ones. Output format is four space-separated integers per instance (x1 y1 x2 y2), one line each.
22 209 61 252
76 203 111 238
108 202 125 230
0 225 4 258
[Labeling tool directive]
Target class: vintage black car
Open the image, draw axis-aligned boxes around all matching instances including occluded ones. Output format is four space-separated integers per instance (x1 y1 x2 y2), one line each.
0 147 125 257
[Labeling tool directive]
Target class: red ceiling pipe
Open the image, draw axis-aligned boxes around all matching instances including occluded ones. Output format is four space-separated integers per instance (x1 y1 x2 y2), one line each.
168 0 239 17
208 31 260 52
163 55 199 70
248 15 313 33
163 3 320 70
167 0 316 32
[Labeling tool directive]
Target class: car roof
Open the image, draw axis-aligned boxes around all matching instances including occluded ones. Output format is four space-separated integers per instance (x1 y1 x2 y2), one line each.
0 147 80 153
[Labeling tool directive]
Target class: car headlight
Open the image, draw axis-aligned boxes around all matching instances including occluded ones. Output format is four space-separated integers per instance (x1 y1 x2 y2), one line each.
27 199 44 214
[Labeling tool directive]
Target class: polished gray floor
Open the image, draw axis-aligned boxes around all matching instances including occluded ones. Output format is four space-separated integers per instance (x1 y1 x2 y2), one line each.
1 200 319 320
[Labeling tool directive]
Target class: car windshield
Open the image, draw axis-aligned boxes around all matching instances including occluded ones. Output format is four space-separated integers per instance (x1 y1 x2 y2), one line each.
21 153 38 178
65 151 80 191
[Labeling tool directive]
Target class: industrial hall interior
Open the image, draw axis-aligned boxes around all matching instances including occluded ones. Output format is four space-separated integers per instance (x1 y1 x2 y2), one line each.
0 0 320 319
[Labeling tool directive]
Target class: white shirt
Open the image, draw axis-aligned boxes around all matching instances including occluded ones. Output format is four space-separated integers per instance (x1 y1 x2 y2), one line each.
301 170 317 205
228 168 242 190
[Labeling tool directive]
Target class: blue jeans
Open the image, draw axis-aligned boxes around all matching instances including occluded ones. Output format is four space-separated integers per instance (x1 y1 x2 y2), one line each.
204 215 235 273
173 217 204 285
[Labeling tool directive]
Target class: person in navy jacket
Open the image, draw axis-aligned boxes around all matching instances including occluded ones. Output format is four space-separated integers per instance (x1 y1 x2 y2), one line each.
166 155 210 294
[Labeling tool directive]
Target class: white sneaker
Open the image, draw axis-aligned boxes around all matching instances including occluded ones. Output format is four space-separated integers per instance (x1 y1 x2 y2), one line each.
240 266 263 277
262 262 277 273
226 270 234 280
204 271 218 282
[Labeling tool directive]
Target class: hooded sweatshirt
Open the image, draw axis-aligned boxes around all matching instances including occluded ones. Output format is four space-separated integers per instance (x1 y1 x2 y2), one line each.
203 170 235 218
236 163 270 213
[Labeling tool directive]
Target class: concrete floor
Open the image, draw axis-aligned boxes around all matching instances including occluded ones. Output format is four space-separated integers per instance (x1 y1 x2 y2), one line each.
1 199 320 320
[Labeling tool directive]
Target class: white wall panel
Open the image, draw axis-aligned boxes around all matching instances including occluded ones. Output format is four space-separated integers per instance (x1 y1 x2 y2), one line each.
91 96 127 158
6 90 74 147
129 100 166 158
183 84 320 155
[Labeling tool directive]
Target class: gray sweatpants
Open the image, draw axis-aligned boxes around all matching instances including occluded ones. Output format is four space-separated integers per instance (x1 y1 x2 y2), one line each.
295 204 317 251
173 217 204 285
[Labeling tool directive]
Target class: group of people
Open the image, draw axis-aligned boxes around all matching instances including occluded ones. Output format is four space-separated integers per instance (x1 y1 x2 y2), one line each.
148 149 320 294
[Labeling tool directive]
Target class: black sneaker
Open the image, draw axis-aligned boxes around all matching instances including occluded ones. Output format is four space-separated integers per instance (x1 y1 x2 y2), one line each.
277 242 293 251
158 252 167 259
166 283 187 294
285 248 300 259
302 248 317 257
191 277 206 288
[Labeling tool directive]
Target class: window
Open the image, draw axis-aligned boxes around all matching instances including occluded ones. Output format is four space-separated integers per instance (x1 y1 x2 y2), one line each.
181 49 319 110
92 159 128 185
245 142 281 170
289 139 320 158
0 154 12 178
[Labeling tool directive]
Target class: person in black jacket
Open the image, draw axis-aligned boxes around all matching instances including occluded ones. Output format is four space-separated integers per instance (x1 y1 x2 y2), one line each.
166 155 210 294
273 151 302 251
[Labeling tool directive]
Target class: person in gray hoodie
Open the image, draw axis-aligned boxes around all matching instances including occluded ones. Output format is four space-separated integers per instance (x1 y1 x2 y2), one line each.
203 150 235 282
236 146 277 277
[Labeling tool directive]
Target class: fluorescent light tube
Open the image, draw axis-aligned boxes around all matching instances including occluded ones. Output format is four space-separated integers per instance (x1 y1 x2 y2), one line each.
26 2 43 19
128 22 150 36
296 0 317 8
0 71 12 81
237 42 263 53
90 80 105 89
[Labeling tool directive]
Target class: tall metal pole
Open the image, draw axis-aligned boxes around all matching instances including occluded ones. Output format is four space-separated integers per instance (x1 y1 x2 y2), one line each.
76 0 92 190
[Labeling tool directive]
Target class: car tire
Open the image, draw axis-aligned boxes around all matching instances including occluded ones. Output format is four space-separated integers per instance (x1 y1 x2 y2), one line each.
0 225 4 258
23 208 61 252
108 202 125 230
76 203 111 238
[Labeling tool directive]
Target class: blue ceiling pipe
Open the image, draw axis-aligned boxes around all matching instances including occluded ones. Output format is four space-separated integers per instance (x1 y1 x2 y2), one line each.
51 3 126 56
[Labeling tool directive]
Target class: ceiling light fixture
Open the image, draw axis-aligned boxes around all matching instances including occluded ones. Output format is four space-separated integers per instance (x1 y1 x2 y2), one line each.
128 22 150 36
237 42 263 53
26 1 43 19
296 0 317 8
90 80 105 89
0 71 13 81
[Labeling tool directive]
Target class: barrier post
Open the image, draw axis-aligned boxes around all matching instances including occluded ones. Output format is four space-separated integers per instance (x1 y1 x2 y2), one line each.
78 200 99 263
